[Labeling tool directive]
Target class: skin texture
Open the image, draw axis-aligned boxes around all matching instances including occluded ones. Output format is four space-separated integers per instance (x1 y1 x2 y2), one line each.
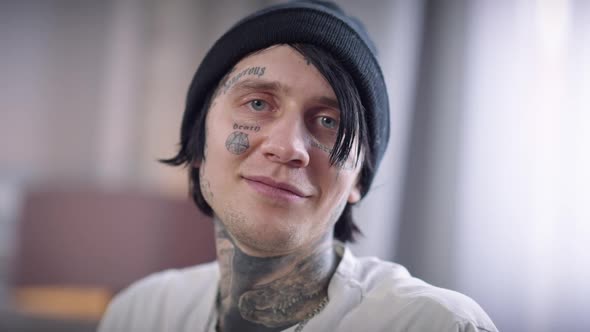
197 45 362 331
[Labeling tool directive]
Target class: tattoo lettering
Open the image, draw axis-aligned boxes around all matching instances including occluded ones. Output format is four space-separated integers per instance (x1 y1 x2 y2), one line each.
310 140 333 154
233 123 261 132
225 131 250 155
310 139 357 171
310 140 357 172
212 67 237 100
222 66 266 94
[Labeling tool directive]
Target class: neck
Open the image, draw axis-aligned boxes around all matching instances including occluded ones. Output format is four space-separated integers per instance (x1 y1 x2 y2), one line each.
214 220 338 332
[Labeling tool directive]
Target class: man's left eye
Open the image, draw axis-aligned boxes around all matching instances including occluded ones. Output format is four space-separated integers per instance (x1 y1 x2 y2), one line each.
319 116 338 129
249 99 267 111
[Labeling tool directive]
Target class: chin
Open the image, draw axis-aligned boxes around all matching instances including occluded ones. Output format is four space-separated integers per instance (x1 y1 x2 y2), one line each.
221 208 307 256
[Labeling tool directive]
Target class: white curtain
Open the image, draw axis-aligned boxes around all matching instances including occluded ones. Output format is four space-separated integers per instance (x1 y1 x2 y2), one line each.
459 0 589 330
396 0 590 331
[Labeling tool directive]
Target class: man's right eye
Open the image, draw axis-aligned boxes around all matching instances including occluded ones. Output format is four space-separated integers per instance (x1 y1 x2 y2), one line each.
249 99 267 111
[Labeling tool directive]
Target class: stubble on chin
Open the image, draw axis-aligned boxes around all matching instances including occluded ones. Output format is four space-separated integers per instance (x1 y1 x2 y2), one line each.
217 204 305 257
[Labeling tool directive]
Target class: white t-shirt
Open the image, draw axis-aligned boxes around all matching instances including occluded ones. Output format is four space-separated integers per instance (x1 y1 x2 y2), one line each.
98 244 498 332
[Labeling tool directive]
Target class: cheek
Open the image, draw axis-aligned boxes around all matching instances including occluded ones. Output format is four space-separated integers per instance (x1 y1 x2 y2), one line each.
312 156 359 207
212 110 264 156
201 120 261 184
224 131 250 155
199 175 214 203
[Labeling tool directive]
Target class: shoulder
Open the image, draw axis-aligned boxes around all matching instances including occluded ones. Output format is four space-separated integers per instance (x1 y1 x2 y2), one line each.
332 248 498 332
97 261 218 332
119 261 218 298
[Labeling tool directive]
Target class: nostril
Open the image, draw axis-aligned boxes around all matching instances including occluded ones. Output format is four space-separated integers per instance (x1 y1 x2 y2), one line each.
265 149 288 162
264 152 282 162
262 144 309 167
259 122 310 167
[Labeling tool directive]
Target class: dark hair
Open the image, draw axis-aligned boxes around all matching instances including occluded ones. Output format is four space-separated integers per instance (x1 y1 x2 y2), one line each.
162 43 373 242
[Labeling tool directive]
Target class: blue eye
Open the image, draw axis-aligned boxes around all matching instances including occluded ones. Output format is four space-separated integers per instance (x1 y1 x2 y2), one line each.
320 116 338 129
249 99 266 111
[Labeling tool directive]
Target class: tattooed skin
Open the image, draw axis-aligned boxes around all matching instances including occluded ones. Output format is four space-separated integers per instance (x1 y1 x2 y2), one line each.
225 131 250 155
221 66 266 95
200 54 352 330
310 139 358 171
310 139 333 154
233 123 261 132
211 67 236 100
214 220 338 332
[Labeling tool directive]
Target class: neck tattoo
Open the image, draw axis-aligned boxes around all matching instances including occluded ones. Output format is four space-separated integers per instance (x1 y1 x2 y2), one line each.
212 220 338 332
213 292 329 332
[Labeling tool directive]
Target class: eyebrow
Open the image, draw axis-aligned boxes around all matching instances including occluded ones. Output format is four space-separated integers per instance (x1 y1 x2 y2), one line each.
229 78 340 111
311 96 340 111
229 79 285 95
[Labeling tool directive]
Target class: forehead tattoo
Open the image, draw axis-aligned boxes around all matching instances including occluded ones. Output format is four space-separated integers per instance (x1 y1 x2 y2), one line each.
222 66 266 95
229 79 284 96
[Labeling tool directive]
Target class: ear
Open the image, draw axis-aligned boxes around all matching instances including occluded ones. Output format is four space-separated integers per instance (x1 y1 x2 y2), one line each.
347 183 361 204
346 156 363 204
193 159 201 168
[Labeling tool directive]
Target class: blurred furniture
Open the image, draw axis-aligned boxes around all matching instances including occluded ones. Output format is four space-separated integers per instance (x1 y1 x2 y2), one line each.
7 185 215 327
12 286 112 321
0 308 98 332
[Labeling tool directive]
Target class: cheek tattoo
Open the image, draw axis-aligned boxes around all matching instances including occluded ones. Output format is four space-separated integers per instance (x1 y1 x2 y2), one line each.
311 139 357 171
225 131 250 155
310 139 333 154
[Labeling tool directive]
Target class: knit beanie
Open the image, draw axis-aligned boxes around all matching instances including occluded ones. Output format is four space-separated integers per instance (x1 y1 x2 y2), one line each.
179 0 389 196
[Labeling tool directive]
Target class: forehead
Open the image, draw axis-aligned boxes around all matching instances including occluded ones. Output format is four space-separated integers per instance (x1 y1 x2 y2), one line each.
225 45 337 100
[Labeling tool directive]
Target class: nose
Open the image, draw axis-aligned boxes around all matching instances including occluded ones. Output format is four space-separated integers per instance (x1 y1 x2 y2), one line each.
260 117 310 168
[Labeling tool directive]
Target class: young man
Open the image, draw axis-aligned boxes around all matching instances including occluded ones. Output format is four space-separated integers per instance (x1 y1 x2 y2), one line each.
99 1 498 331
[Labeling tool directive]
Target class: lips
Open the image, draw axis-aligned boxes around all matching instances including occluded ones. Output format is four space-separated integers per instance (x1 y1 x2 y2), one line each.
242 175 310 200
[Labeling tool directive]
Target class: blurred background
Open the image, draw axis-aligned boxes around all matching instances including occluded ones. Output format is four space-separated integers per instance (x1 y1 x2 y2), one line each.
0 0 588 331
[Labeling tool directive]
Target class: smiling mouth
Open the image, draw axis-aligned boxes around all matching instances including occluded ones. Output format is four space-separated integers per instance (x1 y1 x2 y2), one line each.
242 176 309 202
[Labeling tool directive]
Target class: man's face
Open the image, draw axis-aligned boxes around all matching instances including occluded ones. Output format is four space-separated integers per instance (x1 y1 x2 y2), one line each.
198 45 362 256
